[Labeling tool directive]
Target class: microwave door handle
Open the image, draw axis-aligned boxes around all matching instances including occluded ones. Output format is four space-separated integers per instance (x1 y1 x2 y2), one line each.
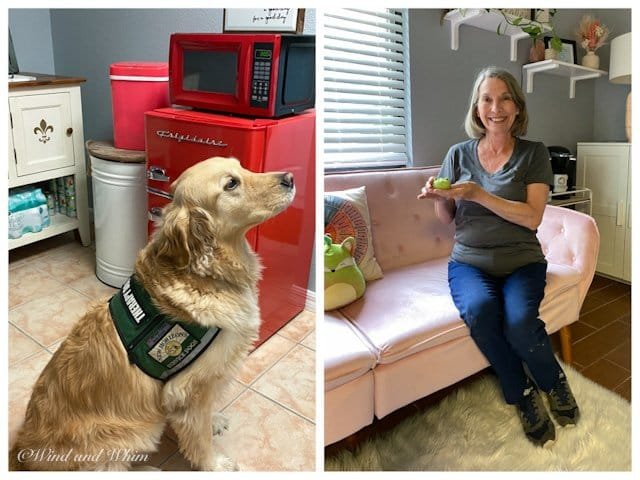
147 166 171 182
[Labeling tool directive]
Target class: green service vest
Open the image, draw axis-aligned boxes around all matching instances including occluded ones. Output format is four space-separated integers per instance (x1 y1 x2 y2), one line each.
109 276 220 381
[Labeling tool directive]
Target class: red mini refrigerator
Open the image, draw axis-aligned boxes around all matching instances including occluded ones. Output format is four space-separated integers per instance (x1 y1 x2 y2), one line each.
145 108 315 347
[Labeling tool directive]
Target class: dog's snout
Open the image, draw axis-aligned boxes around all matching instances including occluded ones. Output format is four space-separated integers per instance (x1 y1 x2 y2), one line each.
280 172 294 189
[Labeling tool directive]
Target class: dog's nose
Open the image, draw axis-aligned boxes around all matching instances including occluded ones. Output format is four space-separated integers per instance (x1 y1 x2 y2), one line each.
280 172 294 189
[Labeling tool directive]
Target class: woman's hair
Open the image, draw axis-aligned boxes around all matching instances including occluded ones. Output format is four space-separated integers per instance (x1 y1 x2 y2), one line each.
464 66 528 139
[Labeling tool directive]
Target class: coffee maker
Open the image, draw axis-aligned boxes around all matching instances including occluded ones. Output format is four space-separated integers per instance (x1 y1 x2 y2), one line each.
548 146 577 197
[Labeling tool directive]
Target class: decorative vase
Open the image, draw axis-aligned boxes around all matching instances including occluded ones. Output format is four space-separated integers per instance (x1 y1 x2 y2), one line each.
545 48 558 61
582 51 600 69
528 39 545 63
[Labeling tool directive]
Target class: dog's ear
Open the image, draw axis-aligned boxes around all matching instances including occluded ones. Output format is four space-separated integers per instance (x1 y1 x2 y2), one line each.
185 207 219 276
156 204 219 275
155 204 191 269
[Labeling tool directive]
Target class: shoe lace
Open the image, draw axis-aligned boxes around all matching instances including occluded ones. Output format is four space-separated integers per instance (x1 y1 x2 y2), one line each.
520 388 542 424
550 375 571 405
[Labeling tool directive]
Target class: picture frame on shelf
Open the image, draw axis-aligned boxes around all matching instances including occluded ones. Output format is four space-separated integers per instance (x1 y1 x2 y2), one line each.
224 8 305 33
545 37 577 64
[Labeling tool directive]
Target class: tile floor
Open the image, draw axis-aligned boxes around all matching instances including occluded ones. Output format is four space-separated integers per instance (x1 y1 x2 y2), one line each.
8 232 316 471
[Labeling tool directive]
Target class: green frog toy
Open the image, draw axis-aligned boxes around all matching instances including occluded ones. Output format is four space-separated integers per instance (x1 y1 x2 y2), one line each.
324 234 366 311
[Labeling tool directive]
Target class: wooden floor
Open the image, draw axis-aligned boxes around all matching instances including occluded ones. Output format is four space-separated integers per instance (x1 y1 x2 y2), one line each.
326 274 631 455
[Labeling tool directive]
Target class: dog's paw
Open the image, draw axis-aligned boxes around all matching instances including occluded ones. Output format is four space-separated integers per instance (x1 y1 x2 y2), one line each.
211 412 230 436
204 454 238 471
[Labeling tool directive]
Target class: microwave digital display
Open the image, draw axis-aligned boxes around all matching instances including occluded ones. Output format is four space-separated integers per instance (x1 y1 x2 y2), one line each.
183 50 238 94
255 49 272 60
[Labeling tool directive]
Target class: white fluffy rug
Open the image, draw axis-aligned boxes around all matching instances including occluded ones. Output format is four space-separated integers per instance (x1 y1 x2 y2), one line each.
326 365 630 471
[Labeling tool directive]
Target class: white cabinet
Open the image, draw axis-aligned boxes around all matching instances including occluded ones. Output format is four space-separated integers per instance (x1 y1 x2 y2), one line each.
576 142 631 282
8 76 91 249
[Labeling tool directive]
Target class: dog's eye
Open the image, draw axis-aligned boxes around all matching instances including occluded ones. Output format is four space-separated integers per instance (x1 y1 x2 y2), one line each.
224 177 240 191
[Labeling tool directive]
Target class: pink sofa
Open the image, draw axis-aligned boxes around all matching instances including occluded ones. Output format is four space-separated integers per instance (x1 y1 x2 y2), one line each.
324 167 599 446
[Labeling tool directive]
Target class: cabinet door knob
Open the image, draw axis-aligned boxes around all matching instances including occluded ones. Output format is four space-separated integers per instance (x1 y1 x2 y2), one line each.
66 127 73 136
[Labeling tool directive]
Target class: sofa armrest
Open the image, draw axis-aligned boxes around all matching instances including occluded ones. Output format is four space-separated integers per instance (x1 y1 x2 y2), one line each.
537 205 600 307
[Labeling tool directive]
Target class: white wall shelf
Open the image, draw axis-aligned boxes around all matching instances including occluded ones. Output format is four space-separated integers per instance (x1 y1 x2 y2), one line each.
522 60 607 99
444 9 550 62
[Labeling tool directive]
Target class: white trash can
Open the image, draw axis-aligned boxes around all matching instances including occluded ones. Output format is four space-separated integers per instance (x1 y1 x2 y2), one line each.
87 140 147 288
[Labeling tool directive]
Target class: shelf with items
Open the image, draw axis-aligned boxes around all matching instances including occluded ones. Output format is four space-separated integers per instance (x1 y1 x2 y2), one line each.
8 76 90 250
548 187 592 215
444 9 550 62
522 60 607 98
9 175 81 249
9 213 80 250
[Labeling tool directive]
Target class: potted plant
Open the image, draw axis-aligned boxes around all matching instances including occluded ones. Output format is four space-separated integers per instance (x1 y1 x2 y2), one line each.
493 9 563 62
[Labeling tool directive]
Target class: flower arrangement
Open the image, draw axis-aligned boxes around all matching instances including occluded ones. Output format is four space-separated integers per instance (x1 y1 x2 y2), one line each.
576 15 610 53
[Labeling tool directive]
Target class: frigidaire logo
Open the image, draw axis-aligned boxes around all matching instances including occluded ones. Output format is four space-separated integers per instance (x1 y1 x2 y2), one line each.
156 130 228 147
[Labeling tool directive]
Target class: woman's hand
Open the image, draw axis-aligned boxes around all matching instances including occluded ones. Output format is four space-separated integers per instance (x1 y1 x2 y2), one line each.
417 178 483 202
432 181 483 202
417 176 450 200
417 177 457 224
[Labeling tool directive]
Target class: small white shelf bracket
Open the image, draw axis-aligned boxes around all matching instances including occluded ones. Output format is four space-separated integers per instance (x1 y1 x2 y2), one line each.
509 32 530 62
569 72 602 99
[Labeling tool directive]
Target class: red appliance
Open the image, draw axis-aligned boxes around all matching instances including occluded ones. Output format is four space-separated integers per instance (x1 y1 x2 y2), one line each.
110 61 169 150
169 33 315 118
145 108 315 347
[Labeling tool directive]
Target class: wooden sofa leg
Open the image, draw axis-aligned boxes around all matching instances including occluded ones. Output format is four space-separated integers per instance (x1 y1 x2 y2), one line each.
559 325 573 365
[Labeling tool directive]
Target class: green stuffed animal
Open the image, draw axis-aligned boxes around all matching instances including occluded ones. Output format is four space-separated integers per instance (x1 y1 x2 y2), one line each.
324 235 366 311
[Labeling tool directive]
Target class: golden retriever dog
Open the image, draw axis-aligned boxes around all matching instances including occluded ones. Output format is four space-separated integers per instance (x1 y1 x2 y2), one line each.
9 157 295 471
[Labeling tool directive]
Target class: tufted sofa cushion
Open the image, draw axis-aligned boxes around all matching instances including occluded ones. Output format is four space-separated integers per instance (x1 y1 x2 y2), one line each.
326 167 455 272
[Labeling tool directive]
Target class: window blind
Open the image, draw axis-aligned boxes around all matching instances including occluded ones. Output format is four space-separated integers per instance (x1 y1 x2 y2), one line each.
324 8 411 170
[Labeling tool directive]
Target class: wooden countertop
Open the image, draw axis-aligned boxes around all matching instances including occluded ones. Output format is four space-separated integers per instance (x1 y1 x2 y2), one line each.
8 72 86 90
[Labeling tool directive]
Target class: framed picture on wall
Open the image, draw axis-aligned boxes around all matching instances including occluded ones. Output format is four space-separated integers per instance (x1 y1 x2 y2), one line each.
224 8 305 33
545 37 577 64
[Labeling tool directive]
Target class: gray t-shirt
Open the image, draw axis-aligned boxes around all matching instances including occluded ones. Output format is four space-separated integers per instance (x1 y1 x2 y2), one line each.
438 138 553 277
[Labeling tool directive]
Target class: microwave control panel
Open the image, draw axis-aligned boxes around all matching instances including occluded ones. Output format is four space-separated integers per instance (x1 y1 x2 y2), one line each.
251 43 274 108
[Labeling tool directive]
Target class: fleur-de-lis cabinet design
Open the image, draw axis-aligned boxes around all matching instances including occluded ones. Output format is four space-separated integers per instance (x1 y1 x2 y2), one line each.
33 118 54 143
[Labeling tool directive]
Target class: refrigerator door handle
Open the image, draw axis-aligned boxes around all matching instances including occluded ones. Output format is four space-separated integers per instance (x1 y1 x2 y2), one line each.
148 207 163 223
147 187 173 200
147 166 171 182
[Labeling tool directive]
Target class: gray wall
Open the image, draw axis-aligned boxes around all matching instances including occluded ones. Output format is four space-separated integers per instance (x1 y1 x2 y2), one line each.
409 8 631 166
8 8 316 293
9 9 55 73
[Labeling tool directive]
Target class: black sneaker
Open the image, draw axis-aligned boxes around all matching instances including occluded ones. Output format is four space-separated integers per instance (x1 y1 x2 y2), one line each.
547 371 580 427
516 384 556 448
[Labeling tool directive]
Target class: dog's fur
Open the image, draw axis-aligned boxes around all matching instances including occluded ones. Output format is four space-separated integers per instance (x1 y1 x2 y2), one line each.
9 157 295 471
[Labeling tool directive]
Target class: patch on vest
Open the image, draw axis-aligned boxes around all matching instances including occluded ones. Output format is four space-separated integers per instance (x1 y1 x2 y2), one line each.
148 323 199 366
110 275 221 381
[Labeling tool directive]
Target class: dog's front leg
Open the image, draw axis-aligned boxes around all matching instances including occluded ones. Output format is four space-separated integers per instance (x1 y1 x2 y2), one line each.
167 408 237 471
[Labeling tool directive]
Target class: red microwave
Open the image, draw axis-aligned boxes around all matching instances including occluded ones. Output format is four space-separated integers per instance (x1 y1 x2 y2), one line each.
169 33 315 118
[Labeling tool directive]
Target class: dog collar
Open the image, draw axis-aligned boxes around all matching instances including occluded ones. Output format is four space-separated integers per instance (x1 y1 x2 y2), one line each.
109 276 220 381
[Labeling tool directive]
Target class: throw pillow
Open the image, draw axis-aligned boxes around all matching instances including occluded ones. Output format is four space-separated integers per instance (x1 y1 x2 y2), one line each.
325 186 383 280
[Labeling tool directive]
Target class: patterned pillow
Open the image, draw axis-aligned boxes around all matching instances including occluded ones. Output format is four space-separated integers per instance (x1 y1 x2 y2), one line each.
325 186 383 281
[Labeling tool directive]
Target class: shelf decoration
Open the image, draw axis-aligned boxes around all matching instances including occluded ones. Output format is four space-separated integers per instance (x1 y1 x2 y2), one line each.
575 15 610 69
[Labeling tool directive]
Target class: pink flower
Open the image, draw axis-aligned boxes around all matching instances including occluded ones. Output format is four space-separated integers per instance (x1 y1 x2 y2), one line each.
576 15 610 52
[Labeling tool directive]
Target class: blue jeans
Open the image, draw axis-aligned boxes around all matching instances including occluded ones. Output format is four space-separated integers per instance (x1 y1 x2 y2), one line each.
448 260 562 404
